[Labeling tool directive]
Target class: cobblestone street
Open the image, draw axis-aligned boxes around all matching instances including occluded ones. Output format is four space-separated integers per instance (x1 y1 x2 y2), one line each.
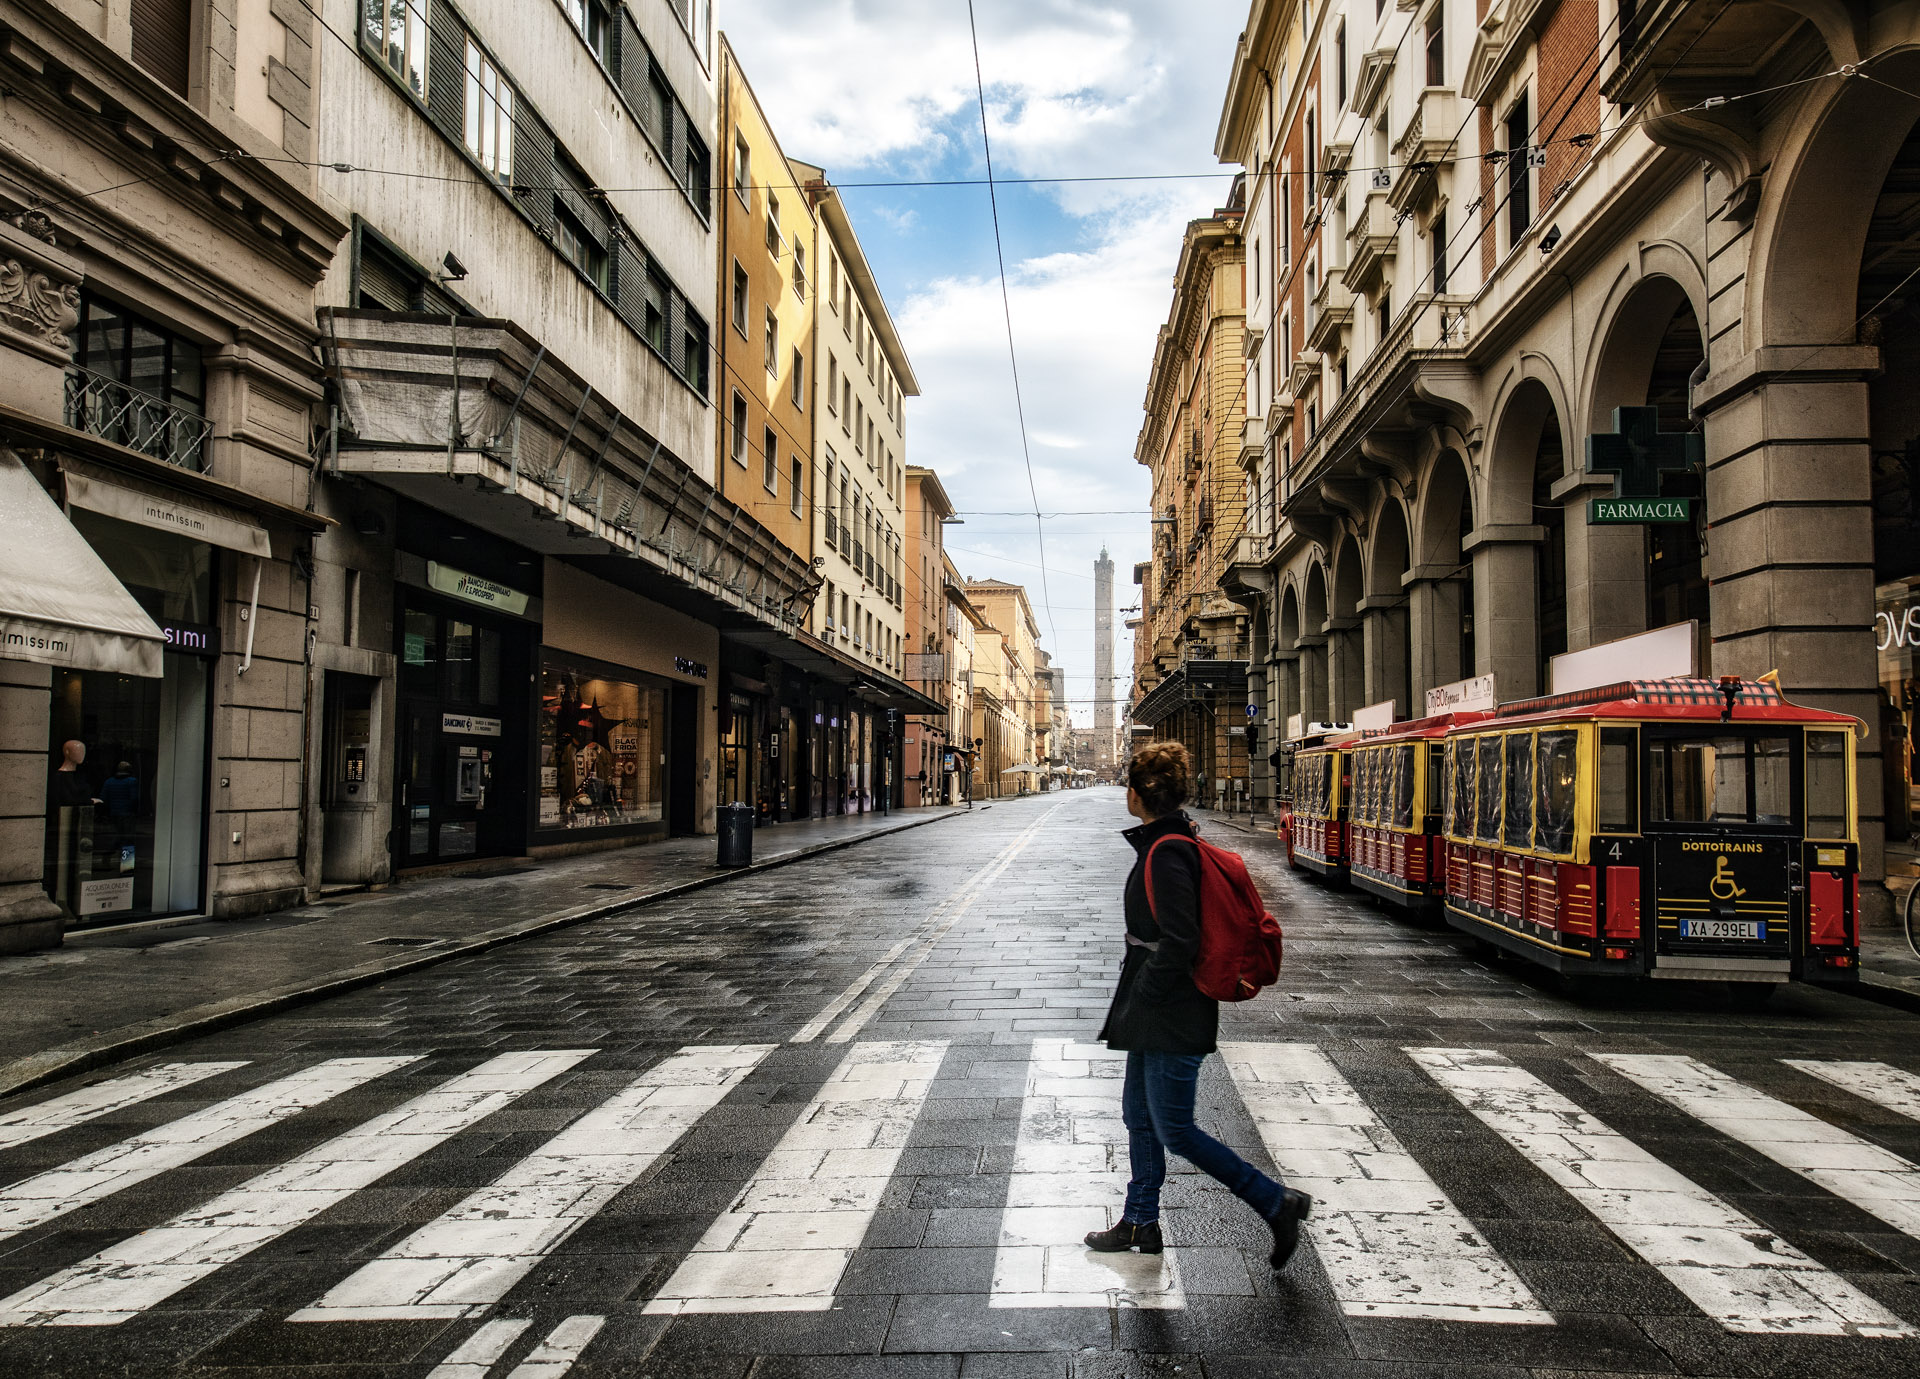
2 790 1919 1376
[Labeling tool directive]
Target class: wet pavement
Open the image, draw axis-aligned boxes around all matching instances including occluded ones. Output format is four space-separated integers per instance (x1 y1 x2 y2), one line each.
1 788 1919 1377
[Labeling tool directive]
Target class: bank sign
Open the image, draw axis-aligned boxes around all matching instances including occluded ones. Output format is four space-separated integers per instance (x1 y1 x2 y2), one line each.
1584 405 1702 526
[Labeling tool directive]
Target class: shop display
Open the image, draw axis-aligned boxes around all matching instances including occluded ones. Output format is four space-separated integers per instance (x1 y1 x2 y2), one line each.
538 657 666 831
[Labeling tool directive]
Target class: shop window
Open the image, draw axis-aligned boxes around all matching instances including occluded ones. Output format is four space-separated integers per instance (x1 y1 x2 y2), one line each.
539 657 667 831
45 511 214 925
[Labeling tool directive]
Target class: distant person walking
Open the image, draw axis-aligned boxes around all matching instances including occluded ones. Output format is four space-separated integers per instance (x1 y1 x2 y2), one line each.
1089 739 1311 1267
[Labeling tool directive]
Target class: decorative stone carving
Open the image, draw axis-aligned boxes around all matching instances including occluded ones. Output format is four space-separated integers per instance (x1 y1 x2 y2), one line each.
0 258 81 350
7 209 57 245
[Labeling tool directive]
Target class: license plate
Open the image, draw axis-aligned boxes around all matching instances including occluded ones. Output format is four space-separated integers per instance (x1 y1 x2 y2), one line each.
1681 918 1765 941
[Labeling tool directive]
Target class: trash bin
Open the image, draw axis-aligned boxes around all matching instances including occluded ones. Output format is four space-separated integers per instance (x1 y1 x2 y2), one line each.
717 801 753 867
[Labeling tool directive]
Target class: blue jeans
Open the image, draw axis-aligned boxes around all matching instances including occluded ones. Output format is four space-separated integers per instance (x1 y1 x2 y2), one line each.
1121 1051 1285 1225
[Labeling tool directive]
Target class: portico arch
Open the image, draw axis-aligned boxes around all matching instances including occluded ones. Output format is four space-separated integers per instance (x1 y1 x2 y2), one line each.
1365 496 1413 717
1410 449 1474 696
1329 535 1366 718
1480 375 1570 698
1300 560 1329 725
1275 580 1302 736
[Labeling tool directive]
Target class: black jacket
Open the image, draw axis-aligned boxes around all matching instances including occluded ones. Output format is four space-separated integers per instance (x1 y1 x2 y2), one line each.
1098 812 1218 1055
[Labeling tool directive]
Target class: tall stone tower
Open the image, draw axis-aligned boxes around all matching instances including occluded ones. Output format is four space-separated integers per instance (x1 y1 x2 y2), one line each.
1094 547 1116 776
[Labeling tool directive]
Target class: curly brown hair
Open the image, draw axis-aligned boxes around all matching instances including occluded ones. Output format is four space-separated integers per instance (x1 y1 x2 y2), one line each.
1127 740 1192 817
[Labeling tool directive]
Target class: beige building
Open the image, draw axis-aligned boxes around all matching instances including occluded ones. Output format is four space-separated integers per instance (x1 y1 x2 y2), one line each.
0 0 345 950
1131 199 1254 810
1213 0 1920 900
799 162 917 683
966 579 1043 797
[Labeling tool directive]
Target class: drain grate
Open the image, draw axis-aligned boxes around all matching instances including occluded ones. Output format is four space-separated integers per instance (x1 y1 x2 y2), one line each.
366 936 444 947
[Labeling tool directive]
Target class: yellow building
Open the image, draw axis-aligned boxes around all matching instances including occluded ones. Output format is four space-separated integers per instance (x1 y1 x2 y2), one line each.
965 580 1042 797
1131 198 1252 809
715 38 815 563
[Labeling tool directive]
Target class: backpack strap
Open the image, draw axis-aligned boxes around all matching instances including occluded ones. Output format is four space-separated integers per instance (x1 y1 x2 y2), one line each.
1141 830 1200 919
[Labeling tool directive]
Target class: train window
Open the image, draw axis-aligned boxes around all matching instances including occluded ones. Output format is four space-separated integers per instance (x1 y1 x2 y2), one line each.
1647 731 1795 827
1474 736 1503 842
1503 734 1533 850
1598 727 1636 832
1806 730 1851 840
1448 739 1473 836
1394 744 1416 828
1353 751 1369 824
1535 731 1579 854
1428 744 1445 824
1369 750 1384 824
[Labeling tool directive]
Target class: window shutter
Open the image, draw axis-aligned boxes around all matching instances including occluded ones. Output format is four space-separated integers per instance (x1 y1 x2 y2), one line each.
130 0 192 95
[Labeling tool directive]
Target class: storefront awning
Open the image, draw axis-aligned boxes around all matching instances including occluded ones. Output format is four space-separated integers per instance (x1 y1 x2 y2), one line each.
64 460 271 557
0 450 164 677
722 622 947 714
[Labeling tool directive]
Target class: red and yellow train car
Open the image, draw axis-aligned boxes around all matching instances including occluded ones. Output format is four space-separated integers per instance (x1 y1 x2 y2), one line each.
1438 677 1861 987
1282 731 1354 881
1342 712 1490 916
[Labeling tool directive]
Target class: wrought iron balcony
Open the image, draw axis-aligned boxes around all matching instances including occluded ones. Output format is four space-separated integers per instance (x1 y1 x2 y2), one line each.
64 367 212 471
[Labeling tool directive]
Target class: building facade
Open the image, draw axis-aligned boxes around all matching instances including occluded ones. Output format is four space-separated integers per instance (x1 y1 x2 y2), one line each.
1131 202 1255 811
966 579 1042 798
1212 0 1920 905
904 465 961 804
0 0 346 950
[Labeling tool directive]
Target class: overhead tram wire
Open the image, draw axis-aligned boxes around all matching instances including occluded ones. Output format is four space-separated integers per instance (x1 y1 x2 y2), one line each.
963 0 1059 657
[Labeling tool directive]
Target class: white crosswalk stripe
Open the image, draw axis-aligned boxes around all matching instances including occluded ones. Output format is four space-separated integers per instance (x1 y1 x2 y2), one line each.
1598 1053 1920 1241
1225 1043 1550 1324
426 1318 532 1378
643 1040 947 1314
0 1050 594 1326
1785 1059 1920 1124
0 1062 247 1151
1415 1048 1913 1337
503 1314 604 1378
292 1044 773 1321
990 1039 1183 1309
0 1057 416 1247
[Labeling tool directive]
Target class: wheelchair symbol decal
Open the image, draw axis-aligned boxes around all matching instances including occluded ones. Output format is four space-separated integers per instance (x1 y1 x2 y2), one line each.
1709 855 1748 900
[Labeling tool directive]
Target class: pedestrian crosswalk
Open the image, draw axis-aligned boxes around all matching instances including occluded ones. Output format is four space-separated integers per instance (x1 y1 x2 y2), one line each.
3 1037 1920 1367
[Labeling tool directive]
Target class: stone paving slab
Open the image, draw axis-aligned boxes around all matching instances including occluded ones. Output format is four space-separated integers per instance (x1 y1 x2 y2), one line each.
0 806 967 1100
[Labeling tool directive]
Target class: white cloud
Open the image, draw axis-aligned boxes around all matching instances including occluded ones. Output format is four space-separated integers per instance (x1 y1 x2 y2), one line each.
720 0 1249 722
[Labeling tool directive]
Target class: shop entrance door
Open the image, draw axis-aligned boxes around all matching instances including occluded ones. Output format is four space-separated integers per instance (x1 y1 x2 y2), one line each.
319 672 381 885
669 685 698 836
395 600 525 868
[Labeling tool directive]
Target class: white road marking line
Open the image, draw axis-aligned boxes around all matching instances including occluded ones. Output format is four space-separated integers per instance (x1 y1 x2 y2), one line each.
503 1314 604 1378
643 1039 947 1314
0 1058 417 1244
1415 1047 1912 1337
0 1049 595 1326
1224 1043 1549 1325
1785 1059 1920 1124
794 804 1066 1045
0 1062 248 1151
426 1317 531 1378
1599 1052 1920 1241
291 1044 774 1321
991 1038 1184 1310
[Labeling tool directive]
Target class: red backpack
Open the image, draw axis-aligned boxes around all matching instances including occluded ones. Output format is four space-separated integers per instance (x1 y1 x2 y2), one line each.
1144 833 1285 1002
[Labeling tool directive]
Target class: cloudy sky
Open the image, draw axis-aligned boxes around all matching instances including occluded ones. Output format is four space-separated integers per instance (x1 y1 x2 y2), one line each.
721 0 1248 726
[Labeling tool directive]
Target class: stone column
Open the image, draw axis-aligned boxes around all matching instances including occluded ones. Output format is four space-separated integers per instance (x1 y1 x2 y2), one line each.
1555 473 1646 653
1695 350 1885 893
1296 637 1327 725
1326 617 1363 719
1465 527 1544 699
1360 596 1410 717
1404 565 1465 699
0 661 62 953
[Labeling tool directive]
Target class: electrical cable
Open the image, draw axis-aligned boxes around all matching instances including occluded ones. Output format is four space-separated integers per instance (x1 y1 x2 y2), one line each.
963 0 1059 660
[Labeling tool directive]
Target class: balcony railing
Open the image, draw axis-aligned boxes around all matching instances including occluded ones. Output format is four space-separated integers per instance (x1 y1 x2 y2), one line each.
64 367 212 471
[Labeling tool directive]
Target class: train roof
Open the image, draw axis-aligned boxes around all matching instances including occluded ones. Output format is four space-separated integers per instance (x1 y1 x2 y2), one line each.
1353 710 1495 743
1485 676 1859 728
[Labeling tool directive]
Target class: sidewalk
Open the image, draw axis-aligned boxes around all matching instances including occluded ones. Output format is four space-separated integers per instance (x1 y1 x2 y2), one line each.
0 805 965 1098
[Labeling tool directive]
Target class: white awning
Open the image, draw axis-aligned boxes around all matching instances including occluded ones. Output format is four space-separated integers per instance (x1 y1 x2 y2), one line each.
64 459 271 557
0 450 164 677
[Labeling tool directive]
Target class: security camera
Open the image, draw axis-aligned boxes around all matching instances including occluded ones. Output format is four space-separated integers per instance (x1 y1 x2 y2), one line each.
439 251 469 282
1539 224 1562 255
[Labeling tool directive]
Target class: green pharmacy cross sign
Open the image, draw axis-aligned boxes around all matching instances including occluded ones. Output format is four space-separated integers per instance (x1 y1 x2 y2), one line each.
1583 405 1703 524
